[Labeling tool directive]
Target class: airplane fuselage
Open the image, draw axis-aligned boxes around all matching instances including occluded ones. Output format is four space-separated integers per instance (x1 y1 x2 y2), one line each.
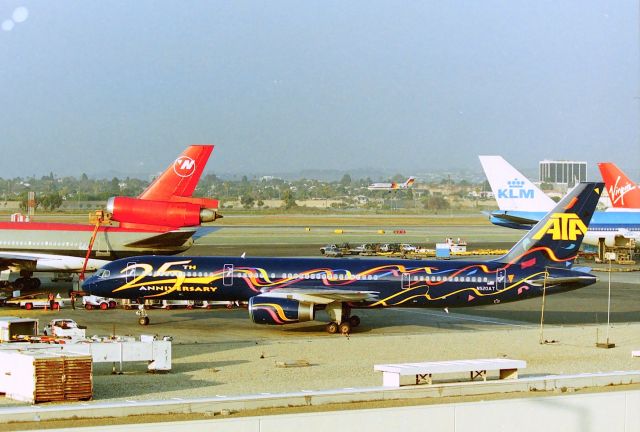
489 210 640 247
0 222 194 272
85 255 596 308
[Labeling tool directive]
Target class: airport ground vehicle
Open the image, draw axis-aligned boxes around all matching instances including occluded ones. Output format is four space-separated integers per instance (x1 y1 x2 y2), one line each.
350 243 378 255
42 319 86 338
399 243 418 253
6 294 64 310
379 243 400 253
82 295 117 310
320 243 351 255
322 246 344 257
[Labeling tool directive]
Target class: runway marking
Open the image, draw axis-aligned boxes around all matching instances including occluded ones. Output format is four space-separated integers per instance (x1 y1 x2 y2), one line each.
389 309 531 327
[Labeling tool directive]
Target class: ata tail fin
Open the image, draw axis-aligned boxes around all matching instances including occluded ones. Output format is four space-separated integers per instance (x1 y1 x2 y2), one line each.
598 162 640 209
479 155 555 211
499 182 603 269
138 145 214 201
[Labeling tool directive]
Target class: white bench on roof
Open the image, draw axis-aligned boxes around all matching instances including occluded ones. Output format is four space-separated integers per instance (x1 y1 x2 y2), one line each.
374 358 526 387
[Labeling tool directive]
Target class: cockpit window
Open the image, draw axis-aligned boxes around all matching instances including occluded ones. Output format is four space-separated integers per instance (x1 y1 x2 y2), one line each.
97 269 110 279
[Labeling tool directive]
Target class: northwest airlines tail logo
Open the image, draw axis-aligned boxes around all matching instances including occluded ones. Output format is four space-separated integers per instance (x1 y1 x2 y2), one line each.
532 213 588 241
173 156 196 177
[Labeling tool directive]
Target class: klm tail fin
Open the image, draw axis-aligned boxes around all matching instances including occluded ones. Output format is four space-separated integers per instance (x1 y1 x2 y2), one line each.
139 145 214 201
499 182 603 269
598 162 640 209
479 155 555 211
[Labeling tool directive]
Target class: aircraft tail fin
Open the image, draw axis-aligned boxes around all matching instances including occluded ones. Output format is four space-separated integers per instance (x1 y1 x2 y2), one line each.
598 162 640 209
479 156 555 212
403 177 416 188
138 145 214 201
499 182 603 269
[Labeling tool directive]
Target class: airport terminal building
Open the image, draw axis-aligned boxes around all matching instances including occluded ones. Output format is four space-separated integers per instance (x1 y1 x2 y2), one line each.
539 160 587 190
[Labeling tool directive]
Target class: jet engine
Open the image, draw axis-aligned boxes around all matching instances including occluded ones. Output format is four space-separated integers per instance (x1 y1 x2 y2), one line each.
107 196 218 228
248 296 315 325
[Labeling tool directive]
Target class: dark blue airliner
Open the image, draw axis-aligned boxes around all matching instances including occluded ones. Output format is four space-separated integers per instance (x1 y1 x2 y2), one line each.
84 183 603 334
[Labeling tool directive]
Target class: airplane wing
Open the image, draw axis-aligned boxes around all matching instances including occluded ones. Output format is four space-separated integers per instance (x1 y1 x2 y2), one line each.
257 288 379 304
527 275 598 287
124 228 199 248
490 211 541 225
0 253 37 271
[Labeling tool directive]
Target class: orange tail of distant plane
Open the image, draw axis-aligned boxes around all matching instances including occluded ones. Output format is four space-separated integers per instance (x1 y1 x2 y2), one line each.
403 177 416 188
598 162 640 209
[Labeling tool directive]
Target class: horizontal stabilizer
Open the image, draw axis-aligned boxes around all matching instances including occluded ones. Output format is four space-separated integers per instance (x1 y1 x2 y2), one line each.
192 226 222 240
528 275 598 286
124 229 197 249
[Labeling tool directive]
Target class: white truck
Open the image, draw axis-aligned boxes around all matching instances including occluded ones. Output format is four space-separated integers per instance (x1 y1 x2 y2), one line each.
7 294 64 310
42 318 86 339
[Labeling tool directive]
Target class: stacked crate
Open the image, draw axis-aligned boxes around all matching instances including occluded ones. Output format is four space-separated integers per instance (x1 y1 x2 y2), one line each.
0 350 92 403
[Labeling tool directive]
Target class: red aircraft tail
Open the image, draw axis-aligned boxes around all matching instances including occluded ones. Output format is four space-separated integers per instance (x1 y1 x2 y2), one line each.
139 145 216 206
598 162 640 209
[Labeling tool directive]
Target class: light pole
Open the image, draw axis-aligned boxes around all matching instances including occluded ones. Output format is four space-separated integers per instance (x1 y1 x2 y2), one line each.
596 252 616 349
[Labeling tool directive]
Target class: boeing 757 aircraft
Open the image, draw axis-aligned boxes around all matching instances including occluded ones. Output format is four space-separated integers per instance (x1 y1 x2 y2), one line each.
479 156 640 250
367 177 415 191
84 182 602 334
0 145 220 290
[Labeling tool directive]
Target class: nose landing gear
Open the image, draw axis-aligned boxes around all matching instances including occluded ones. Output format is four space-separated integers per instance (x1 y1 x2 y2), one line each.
136 303 150 325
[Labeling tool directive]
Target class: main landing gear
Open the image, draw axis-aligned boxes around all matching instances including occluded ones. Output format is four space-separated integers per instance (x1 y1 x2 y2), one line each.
14 271 41 291
324 303 360 335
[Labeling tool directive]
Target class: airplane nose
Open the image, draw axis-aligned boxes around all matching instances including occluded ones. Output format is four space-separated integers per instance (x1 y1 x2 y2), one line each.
81 278 95 294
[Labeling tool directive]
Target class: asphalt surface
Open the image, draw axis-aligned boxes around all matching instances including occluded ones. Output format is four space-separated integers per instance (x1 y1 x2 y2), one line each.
1 223 638 430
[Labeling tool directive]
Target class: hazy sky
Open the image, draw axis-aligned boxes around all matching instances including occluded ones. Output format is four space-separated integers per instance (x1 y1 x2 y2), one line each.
1 1 638 179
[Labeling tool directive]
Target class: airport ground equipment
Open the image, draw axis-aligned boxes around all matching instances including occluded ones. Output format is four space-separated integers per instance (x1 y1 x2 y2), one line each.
42 319 86 339
82 294 117 310
0 349 92 403
0 317 38 341
0 334 171 374
374 358 526 387
6 293 64 310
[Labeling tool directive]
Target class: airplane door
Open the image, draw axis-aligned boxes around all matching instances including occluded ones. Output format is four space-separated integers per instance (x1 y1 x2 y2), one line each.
401 273 411 289
223 264 234 287
496 268 506 289
125 262 137 283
